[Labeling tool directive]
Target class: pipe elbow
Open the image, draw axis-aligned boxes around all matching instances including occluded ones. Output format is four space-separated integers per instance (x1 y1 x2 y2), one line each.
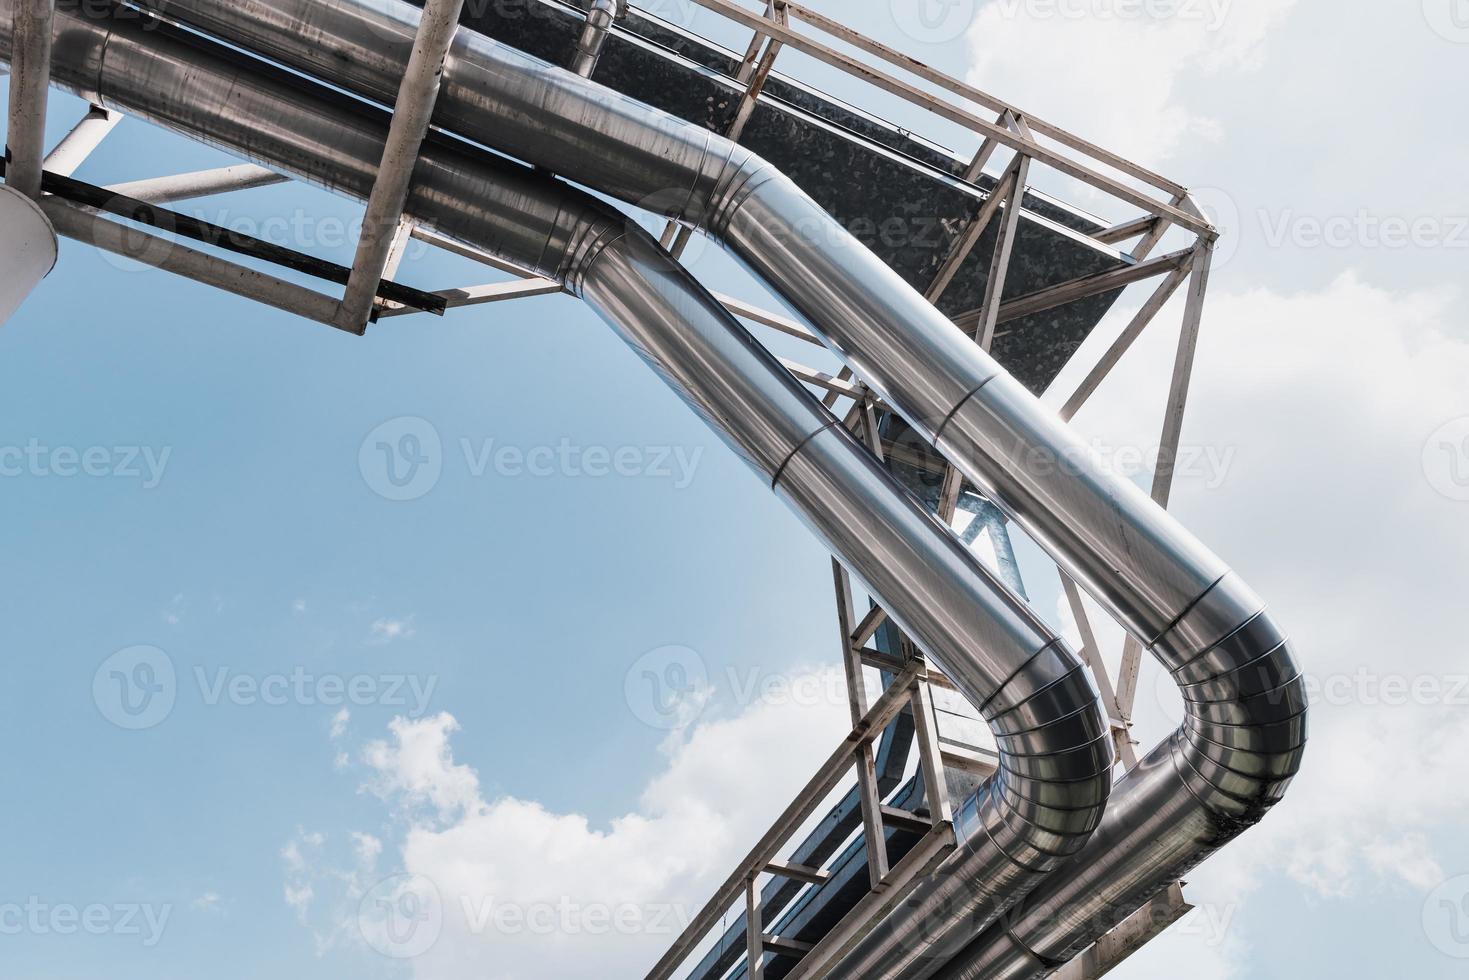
981 645 1114 865
1157 573 1309 829
694 141 784 239
541 196 629 298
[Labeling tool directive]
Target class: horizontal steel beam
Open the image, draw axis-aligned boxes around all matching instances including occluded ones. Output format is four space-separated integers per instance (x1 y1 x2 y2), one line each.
1 161 448 316
376 276 562 318
956 247 1193 334
40 199 343 326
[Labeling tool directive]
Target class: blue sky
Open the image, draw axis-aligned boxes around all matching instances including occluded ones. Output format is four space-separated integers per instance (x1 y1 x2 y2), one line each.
3 0 1468 978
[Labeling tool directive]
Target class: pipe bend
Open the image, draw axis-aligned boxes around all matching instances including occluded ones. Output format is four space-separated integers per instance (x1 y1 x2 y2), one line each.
931 576 1306 980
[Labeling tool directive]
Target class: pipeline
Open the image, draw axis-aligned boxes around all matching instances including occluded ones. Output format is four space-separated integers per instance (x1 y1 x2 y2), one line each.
15 0 1308 971
0 5 1115 970
116 1 1308 974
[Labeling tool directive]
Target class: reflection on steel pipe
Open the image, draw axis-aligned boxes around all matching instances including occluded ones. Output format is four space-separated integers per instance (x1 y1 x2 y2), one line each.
0 17 1112 968
0 183 58 325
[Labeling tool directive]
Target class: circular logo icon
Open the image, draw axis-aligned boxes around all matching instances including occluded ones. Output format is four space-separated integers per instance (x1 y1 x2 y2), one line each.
359 873 443 959
624 645 710 730
1423 0 1469 43
94 645 177 730
1424 417 1469 502
360 417 443 502
890 0 979 45
1187 185 1241 270
1423 875 1469 958
94 197 185 276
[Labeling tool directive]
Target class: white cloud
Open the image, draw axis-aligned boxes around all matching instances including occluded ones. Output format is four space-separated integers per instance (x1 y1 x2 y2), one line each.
291 666 849 979
362 714 482 824
192 892 224 913
330 708 350 740
369 616 416 644
966 0 1296 165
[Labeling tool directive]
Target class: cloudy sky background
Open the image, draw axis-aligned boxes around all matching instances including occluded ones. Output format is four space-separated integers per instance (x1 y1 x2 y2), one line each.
1 0 1466 977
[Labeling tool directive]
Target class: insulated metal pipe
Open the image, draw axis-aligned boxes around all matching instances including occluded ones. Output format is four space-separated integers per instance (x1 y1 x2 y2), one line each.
0 9 1113 962
132 2 1307 974
124 0 1235 650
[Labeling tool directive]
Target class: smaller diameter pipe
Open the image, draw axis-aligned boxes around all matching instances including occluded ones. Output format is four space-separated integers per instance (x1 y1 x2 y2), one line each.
570 0 619 78
334 0 464 333
105 164 289 205
41 103 121 177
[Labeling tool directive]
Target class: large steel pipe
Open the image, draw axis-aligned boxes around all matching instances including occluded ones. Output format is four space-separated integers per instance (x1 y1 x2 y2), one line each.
130 1 1307 973
0 5 1114 961
119 0 1220 644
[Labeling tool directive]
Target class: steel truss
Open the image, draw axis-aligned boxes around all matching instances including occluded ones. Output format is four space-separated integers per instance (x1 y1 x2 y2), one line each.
4 1 1218 976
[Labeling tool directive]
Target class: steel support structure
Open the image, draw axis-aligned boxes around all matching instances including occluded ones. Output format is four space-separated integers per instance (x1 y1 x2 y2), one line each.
9 2 1227 975
4 0 54 198
333 0 464 332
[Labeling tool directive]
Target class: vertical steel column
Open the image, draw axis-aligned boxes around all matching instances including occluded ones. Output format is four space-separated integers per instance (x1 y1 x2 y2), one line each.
334 0 464 332
5 0 54 198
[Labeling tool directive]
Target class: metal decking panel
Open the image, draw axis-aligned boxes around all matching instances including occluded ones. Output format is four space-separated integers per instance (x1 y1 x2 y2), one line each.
420 0 1130 393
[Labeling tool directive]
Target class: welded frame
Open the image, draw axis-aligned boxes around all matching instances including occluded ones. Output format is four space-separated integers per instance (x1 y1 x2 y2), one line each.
3 1 1219 976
